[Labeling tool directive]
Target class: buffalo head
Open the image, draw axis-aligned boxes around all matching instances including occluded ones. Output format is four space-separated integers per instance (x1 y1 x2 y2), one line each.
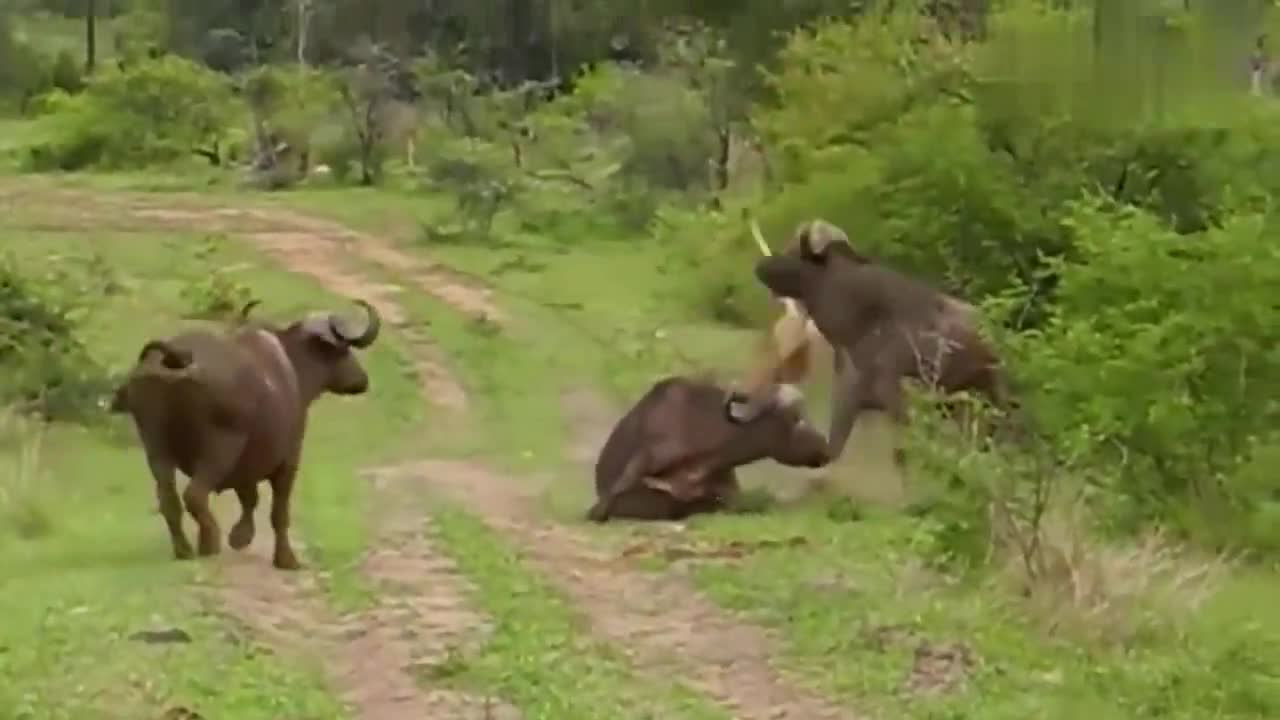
782 219 872 266
754 252 825 303
264 299 383 397
724 383 829 468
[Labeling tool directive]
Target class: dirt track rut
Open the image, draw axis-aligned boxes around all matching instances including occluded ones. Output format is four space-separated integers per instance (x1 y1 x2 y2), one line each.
6 182 859 719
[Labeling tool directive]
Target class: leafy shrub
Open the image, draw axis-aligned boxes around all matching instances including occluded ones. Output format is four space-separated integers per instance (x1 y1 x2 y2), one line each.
242 64 337 168
755 9 972 183
662 2 1280 564
652 205 771 326
314 130 362 184
419 132 521 243
24 55 236 171
0 13 52 113
1003 200 1280 545
570 62 718 194
0 254 110 421
48 48 82 94
178 237 253 320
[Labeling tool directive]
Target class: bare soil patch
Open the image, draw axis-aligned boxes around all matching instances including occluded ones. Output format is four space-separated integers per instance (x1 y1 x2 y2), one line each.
402 459 861 720
213 495 515 719
211 201 859 719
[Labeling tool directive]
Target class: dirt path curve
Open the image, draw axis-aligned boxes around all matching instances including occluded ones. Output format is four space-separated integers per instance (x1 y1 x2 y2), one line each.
11 182 859 719
163 194 858 720
211 199 859 719
1 182 511 719
173 202 518 718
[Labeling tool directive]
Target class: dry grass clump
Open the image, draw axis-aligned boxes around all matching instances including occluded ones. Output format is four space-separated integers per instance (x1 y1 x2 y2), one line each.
992 497 1231 645
0 406 53 540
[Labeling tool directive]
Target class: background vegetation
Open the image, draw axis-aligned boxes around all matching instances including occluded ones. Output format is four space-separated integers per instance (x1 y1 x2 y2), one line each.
3 0 1280 718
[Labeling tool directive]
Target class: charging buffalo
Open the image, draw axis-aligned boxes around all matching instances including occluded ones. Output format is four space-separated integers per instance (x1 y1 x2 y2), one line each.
748 219 1011 462
109 299 381 570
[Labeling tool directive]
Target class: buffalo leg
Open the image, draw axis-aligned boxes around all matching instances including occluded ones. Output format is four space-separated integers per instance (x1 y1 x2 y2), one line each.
146 452 193 560
182 479 221 557
828 350 864 460
833 343 912 466
228 482 259 551
708 468 741 509
184 429 245 557
587 453 648 523
268 464 301 570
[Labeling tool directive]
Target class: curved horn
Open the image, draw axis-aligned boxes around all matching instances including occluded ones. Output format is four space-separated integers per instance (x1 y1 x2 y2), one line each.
802 219 849 257
772 383 805 410
725 389 762 423
329 299 381 349
726 383 801 424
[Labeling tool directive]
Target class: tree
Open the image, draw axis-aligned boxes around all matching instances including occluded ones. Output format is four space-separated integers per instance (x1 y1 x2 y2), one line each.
85 0 96 73
334 59 396 185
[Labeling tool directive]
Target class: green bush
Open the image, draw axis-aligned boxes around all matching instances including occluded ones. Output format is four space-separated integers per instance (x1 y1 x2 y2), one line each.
23 55 236 171
243 64 337 163
0 254 109 422
648 3 1280 557
1003 200 1280 545
179 236 253 320
0 13 53 113
48 49 82 94
570 62 718 195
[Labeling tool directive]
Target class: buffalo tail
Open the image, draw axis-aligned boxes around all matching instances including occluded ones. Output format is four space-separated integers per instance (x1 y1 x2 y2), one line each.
137 340 194 370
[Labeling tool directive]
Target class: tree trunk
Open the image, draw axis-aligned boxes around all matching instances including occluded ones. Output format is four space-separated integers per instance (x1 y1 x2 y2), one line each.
509 0 531 83
713 127 731 193
85 0 97 74
296 0 311 66
360 138 374 186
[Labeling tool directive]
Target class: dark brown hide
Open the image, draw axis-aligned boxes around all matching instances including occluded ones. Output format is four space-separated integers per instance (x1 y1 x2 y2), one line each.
587 376 829 523
754 220 1009 461
111 300 381 570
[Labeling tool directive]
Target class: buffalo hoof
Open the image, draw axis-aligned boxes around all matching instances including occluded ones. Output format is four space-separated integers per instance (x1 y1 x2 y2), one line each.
273 550 302 571
228 522 255 550
172 542 195 561
585 502 610 524
196 532 221 557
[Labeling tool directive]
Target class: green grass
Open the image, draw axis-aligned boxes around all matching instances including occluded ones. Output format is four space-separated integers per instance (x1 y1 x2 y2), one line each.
0 225 422 717
428 503 731 720
633 507 1278 720
0 187 757 719
5 169 1280 719
249 178 1280 720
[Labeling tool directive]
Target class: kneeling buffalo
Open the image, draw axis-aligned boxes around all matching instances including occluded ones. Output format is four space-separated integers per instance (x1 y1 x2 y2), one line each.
587 376 830 523
109 299 381 570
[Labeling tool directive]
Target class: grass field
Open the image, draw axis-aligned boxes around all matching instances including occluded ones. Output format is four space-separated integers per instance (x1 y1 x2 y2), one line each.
2 165 1279 720
0 226 422 718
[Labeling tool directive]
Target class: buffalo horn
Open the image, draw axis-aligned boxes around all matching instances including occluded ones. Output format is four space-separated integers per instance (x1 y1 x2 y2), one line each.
329 299 381 348
726 383 802 423
801 219 849 257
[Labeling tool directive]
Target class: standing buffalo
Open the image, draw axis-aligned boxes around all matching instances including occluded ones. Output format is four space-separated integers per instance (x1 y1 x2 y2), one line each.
747 219 1010 462
109 299 381 570
587 376 830 523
